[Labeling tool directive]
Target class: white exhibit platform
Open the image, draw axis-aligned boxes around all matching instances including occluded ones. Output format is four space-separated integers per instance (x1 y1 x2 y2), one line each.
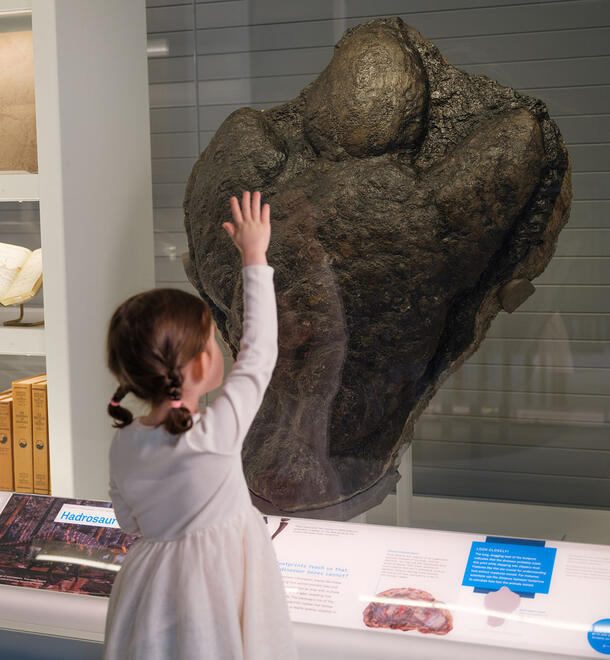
0 491 608 659
0 592 591 660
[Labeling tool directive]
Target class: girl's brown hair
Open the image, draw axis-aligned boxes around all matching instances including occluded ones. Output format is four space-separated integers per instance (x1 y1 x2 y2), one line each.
107 288 212 435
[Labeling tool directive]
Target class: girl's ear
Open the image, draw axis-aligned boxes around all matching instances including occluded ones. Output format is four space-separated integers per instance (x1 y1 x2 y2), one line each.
187 350 207 383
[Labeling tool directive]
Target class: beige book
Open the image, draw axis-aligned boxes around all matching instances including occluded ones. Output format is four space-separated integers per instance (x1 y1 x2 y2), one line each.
0 243 42 306
11 374 46 493
32 378 50 495
0 392 14 491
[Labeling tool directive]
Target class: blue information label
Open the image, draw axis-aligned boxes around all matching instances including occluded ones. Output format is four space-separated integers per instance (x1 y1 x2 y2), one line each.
589 619 610 655
462 540 556 595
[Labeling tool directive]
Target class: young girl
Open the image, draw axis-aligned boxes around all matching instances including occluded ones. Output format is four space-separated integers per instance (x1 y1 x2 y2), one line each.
104 191 298 660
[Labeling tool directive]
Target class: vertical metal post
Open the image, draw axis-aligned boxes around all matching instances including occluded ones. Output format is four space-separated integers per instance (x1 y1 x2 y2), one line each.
396 444 413 526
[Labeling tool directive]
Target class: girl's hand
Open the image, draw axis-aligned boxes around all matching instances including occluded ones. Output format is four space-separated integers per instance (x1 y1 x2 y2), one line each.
222 191 270 266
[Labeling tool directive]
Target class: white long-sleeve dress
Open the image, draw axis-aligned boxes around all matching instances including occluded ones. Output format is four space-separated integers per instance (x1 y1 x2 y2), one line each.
104 265 298 660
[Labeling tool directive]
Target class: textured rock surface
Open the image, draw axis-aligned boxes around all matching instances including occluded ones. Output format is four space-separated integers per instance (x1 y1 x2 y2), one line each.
183 18 571 519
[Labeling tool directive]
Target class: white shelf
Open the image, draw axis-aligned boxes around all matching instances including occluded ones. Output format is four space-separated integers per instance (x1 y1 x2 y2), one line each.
0 173 39 202
0 1 31 13
0 307 44 356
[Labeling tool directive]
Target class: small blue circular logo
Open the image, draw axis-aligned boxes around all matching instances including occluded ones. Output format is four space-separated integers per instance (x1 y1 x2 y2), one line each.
589 619 610 655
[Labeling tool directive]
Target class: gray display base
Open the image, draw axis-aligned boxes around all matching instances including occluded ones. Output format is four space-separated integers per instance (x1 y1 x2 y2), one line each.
0 629 103 660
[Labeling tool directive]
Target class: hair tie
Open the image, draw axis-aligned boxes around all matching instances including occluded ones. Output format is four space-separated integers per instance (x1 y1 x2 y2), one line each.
171 400 183 409
109 399 121 407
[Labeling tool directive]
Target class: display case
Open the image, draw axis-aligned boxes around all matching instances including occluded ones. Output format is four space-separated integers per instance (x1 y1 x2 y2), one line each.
0 0 155 499
145 0 609 538
0 0 608 657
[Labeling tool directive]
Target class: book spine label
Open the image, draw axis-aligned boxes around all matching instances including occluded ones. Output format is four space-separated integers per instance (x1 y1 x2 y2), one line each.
32 384 49 494
12 384 34 492
0 400 14 491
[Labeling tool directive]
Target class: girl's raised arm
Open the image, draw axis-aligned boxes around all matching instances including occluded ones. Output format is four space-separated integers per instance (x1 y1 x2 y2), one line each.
191 191 277 454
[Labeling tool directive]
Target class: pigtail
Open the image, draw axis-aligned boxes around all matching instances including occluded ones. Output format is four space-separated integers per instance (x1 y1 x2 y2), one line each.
164 406 193 435
162 370 193 435
108 385 134 429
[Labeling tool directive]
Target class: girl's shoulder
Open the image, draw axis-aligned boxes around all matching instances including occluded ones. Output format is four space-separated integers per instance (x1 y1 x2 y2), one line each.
109 419 148 456
111 418 183 453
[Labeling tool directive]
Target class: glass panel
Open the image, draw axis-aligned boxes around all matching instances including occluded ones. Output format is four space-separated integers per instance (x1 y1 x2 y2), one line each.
145 1 609 531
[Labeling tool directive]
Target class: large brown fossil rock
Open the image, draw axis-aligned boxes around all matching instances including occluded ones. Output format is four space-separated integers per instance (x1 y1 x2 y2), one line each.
183 18 571 519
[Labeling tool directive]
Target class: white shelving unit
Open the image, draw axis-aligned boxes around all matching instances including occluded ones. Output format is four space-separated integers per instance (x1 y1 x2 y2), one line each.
0 173 39 202
0 0 155 499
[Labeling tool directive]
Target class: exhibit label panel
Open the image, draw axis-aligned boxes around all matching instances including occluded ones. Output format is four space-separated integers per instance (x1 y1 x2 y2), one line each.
0 494 607 656
263 516 609 658
0 494 136 595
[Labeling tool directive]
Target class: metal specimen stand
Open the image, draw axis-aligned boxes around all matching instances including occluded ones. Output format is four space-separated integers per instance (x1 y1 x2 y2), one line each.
396 445 413 526
3 303 44 327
